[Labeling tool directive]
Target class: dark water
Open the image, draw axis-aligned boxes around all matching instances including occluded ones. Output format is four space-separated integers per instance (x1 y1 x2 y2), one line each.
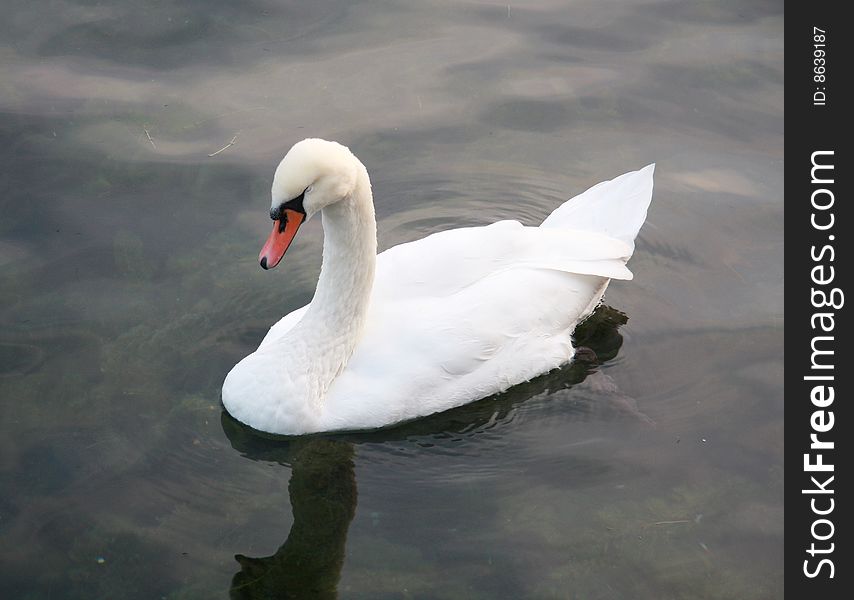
1 1 783 598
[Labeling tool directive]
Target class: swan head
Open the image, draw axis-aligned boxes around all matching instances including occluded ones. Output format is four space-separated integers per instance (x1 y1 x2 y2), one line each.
260 139 360 270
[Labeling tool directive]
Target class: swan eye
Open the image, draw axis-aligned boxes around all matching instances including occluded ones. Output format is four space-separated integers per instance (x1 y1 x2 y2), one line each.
270 188 308 221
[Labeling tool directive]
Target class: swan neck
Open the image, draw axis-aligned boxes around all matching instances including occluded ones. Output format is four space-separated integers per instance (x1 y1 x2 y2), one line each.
311 168 376 320
297 165 376 399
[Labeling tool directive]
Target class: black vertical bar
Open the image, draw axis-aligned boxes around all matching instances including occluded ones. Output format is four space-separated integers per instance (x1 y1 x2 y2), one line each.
786 1 848 596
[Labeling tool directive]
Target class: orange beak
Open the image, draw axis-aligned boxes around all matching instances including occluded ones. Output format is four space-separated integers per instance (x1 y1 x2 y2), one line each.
259 209 305 270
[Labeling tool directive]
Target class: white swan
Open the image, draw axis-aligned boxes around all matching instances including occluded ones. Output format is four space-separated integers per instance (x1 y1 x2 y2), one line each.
222 139 654 435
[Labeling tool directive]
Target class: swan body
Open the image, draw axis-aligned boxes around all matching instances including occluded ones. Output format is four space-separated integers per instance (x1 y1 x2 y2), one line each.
222 139 654 435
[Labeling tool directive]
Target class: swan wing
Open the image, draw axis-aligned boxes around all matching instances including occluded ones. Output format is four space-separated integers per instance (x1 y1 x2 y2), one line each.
321 265 607 430
372 220 632 302
317 196 648 429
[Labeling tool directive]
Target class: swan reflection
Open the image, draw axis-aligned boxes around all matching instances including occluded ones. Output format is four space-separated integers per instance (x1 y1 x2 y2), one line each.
226 438 356 600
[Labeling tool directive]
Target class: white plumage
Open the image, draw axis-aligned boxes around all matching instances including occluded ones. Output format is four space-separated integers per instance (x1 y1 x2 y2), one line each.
222 139 654 435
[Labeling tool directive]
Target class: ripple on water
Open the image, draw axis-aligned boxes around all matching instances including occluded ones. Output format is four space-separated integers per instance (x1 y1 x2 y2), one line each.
0 342 45 377
376 169 575 248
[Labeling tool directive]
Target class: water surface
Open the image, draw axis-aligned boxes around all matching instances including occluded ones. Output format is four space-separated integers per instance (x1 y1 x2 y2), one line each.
0 1 783 598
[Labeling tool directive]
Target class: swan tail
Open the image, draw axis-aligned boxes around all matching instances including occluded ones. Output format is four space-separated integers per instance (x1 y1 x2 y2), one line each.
540 164 655 252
